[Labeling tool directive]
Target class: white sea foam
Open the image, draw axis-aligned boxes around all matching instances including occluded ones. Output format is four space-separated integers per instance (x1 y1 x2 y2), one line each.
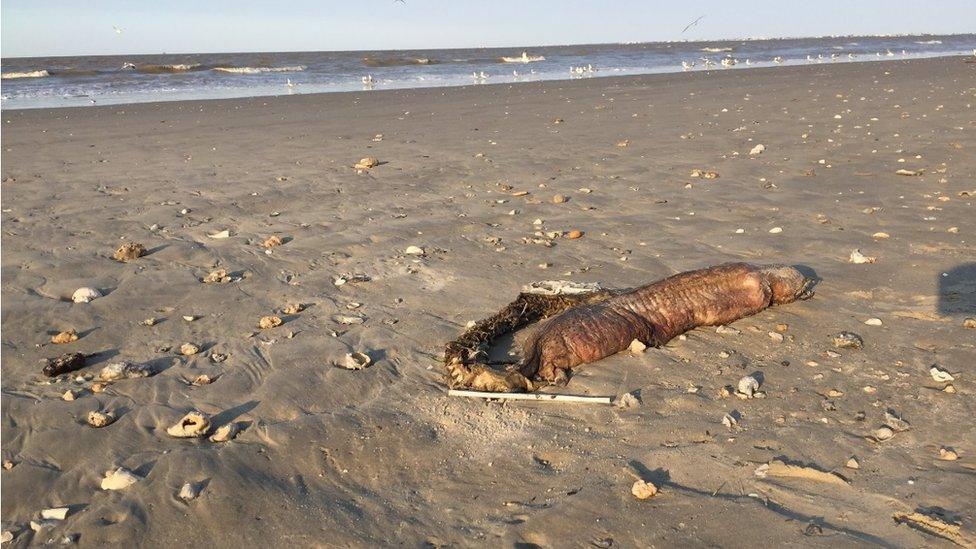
914 40 942 45
1 70 50 79
212 65 306 74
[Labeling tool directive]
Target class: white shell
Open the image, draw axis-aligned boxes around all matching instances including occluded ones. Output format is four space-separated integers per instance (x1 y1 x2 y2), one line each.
404 245 425 256
101 467 140 490
749 143 766 155
339 352 372 370
737 375 761 398
166 410 211 438
179 482 201 500
930 366 954 382
71 287 102 303
40 507 69 520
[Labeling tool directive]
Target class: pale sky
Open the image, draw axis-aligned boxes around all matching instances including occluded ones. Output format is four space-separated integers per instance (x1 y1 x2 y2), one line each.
2 0 974 58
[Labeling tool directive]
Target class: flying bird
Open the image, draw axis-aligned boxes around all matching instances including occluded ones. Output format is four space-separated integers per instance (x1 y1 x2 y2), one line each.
113 25 123 35
682 15 705 34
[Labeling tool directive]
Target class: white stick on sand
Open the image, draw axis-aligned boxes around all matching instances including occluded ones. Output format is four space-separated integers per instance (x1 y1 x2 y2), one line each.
447 389 612 404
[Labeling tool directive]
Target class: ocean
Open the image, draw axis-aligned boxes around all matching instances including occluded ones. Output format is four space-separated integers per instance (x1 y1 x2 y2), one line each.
2 34 974 110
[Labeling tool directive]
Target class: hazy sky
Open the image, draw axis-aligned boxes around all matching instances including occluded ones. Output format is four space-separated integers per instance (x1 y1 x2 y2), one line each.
3 0 974 57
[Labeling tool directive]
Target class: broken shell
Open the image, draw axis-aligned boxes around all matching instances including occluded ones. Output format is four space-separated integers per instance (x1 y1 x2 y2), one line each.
849 249 876 264
166 410 211 438
895 168 923 176
40 507 69 520
565 230 584 239
404 245 425 256
71 287 102 303
846 457 860 469
736 375 761 398
101 467 141 490
51 329 79 344
614 392 641 408
263 235 284 248
191 374 214 386
939 447 959 461
930 366 954 382
142 317 157 326
628 339 647 353
179 482 201 501
338 351 372 370
209 422 242 443
631 479 657 500
207 229 231 239
552 194 568 204
182 315 197 322
113 242 146 262
180 343 200 356
202 268 229 284
62 390 76 401
43 352 86 377
259 315 283 329
832 332 863 349
354 157 379 169
334 315 365 325
749 143 766 155
282 303 304 314
883 410 910 432
98 361 153 381
768 227 783 234
91 382 107 393
872 426 895 441
87 410 117 428
963 317 976 328
872 232 890 239
864 318 883 326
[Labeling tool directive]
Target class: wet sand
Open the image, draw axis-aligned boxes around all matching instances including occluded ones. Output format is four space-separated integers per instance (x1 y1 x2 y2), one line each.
2 56 975 546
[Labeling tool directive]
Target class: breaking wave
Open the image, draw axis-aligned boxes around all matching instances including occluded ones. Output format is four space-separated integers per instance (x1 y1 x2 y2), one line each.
133 63 203 74
1 70 50 79
212 65 306 74
362 57 438 67
914 40 942 45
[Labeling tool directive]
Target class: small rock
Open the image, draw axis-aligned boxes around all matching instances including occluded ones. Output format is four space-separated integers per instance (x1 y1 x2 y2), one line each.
100 467 141 490
715 325 740 335
209 422 242 443
846 457 860 469
552 194 568 204
61 390 76 401
259 315 283 329
943 384 956 394
51 329 79 345
98 361 153 381
628 339 646 353
113 242 146 262
44 353 86 377
749 144 766 155
565 230 584 239
768 227 783 234
87 410 117 428
179 482 201 501
939 447 959 461
631 479 657 500
872 426 895 441
202 269 230 284
180 343 200 356
337 351 372 370
166 410 211 438
849 249 876 264
768 331 784 343
722 412 739 429
736 375 761 398
262 235 284 248
864 318 883 326
40 507 69 520
404 245 425 256
832 332 863 349
614 392 641 409
191 374 214 386
71 287 102 303
963 317 976 329
282 303 304 314
354 157 379 169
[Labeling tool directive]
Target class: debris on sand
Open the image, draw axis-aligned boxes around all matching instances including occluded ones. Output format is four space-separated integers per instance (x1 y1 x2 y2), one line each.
336 351 372 370
179 482 202 501
939 447 959 461
87 410 117 428
749 143 766 155
166 410 211 438
333 273 370 286
113 242 146 262
202 268 230 284
98 361 154 381
930 366 954 382
259 315 283 329
629 339 647 353
736 375 763 399
40 507 69 520
354 157 379 170
614 392 641 409
832 332 863 349
849 249 876 264
209 422 243 443
51 329 79 344
404 245 425 256
43 352 86 377
71 287 102 303
180 343 201 356
754 460 848 486
631 479 658 500
893 511 974 546
101 467 141 490
208 229 231 239
895 168 923 176
263 235 284 248
565 230 584 239
282 303 304 314
690 169 719 179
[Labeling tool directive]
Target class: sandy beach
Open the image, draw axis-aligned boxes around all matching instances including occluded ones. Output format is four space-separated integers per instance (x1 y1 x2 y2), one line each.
2 56 974 546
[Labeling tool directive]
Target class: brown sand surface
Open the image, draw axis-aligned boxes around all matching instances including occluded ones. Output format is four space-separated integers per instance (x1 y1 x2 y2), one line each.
2 56 974 547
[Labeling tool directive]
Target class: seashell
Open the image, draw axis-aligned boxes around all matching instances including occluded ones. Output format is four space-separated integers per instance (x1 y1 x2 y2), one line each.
629 339 646 353
832 332 863 349
768 227 783 234
768 331 784 342
182 315 198 322
51 329 79 344
864 318 883 326
40 507 69 520
191 374 215 386
872 232 890 239
166 410 211 438
259 315 283 329
179 482 201 500
337 351 372 370
113 242 145 262
202 268 229 284
334 314 365 325
209 422 242 443
262 235 284 248
71 287 102 303
749 143 766 155
846 457 860 469
87 410 117 428
210 353 227 363
565 230 584 239
180 343 200 356
552 194 568 204
715 325 740 335
631 479 657 500
101 467 141 490
354 157 379 169
849 249 876 264
98 361 153 381
282 303 304 314
43 352 86 377
142 317 157 326
930 366 954 382
404 245 425 256
872 426 895 441
736 375 761 398
894 168 922 176
62 390 76 401
207 230 231 239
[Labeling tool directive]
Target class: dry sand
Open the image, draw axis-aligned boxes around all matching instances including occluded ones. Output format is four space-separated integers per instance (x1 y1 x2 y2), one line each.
2 56 975 547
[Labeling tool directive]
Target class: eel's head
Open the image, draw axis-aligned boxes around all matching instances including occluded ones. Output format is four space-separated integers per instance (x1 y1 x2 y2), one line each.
762 265 817 304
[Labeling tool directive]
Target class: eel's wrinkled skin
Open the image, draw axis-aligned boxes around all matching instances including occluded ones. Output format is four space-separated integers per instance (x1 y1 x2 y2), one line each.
444 263 814 392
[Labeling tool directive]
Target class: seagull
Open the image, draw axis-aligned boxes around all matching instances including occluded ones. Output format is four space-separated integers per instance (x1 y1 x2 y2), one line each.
113 25 123 35
681 61 694 70
848 53 856 60
362 75 374 87
479 71 488 79
682 15 706 34
773 56 783 64
745 59 752 65
286 78 294 89
512 69 519 78
885 49 894 56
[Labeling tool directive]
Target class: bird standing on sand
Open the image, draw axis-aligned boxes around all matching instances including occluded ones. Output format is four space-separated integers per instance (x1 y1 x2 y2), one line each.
681 61 694 70
286 78 294 89
773 56 783 63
